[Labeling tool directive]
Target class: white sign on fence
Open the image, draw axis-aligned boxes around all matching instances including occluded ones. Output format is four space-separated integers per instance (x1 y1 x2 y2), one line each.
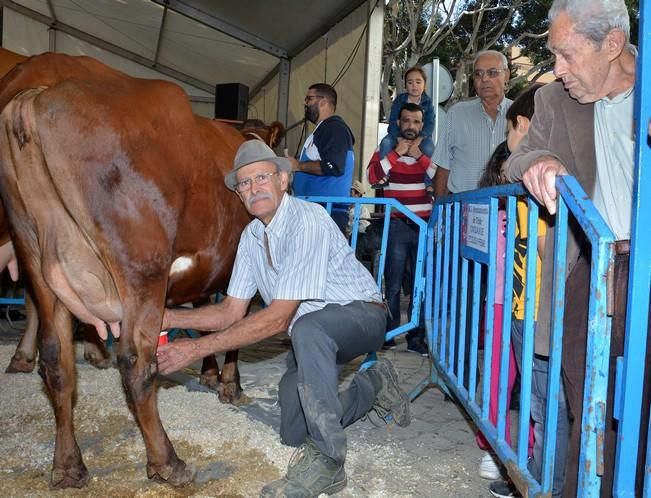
461 202 490 263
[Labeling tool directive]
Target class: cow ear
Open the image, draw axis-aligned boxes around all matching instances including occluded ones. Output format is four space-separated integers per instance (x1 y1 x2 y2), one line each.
268 122 285 148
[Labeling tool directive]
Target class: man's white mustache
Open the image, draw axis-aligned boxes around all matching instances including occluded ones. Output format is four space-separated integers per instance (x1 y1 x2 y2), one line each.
246 192 273 209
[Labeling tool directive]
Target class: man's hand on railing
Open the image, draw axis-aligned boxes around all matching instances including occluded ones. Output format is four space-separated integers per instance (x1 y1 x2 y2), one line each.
521 156 568 215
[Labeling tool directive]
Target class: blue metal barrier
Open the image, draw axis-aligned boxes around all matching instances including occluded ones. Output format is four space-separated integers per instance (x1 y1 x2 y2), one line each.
303 195 427 343
426 179 614 497
303 195 429 397
0 295 25 306
613 0 651 495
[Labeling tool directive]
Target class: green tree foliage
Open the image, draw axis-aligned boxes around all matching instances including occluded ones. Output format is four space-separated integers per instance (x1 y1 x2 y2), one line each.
382 0 640 111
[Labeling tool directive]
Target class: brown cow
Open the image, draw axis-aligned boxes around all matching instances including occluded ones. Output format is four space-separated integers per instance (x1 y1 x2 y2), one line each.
0 48 284 387
0 53 253 488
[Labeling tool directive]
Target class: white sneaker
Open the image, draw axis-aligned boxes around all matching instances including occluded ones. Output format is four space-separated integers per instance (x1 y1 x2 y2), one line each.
478 452 501 480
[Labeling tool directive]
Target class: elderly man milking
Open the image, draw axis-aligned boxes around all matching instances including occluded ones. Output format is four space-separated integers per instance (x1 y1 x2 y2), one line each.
157 140 411 497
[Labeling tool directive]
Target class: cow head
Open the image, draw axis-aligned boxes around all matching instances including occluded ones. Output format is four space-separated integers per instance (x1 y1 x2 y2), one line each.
240 120 285 149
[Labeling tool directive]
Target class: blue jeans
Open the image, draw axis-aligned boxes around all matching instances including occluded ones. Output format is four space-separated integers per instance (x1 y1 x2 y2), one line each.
511 319 569 498
278 301 386 463
379 134 435 159
384 218 425 342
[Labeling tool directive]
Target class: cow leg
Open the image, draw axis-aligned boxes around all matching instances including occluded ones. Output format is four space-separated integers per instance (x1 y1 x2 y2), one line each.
192 297 221 390
193 296 241 404
200 350 243 404
217 350 242 404
36 295 88 489
81 323 111 369
6 291 39 373
199 353 220 389
117 305 194 487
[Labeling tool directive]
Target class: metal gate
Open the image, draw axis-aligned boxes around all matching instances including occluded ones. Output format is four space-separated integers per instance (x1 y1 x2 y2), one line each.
426 179 614 496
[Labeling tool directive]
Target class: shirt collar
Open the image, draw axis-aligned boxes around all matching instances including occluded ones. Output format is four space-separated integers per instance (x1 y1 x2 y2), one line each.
600 86 634 105
475 96 508 115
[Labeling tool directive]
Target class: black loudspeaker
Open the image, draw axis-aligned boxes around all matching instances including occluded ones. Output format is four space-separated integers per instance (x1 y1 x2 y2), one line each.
214 83 249 121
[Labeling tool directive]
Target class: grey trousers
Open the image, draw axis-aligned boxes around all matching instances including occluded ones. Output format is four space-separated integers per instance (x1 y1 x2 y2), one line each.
279 301 386 463
511 319 570 498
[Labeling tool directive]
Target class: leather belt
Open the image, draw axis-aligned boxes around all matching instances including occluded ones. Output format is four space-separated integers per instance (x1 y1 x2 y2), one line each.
614 240 630 255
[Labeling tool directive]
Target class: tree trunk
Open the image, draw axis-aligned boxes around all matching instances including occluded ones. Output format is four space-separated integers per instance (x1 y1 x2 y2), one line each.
380 54 394 121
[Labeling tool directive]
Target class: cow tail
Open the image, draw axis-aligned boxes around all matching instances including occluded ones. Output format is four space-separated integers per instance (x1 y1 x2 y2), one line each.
10 86 47 149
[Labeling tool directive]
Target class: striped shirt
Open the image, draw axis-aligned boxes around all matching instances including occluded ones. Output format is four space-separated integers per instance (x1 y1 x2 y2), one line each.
366 149 433 219
227 194 382 332
433 96 512 193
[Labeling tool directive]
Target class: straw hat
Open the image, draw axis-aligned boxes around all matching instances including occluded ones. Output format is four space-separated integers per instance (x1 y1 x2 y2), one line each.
351 180 367 195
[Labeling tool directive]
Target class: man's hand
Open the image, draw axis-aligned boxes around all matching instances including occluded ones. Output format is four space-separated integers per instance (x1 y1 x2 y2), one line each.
395 137 411 156
286 155 300 171
407 137 423 159
433 166 450 199
286 156 323 175
521 157 568 215
157 338 204 375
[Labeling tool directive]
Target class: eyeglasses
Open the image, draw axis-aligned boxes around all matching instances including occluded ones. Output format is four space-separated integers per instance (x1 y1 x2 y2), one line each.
473 68 505 79
234 172 279 193
304 95 324 104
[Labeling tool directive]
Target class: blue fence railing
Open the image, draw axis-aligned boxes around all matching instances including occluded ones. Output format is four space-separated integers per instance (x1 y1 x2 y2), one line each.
303 195 427 345
612 0 651 495
426 178 615 497
0 295 25 306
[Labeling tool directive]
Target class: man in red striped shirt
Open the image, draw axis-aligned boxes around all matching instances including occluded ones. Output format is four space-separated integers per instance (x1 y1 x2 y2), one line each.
367 102 433 355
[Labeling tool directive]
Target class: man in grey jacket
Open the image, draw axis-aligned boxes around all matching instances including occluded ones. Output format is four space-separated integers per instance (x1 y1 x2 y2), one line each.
503 0 644 496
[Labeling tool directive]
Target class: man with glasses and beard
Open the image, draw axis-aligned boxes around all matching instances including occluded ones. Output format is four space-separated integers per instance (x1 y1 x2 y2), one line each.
367 102 432 356
287 83 355 233
158 140 411 498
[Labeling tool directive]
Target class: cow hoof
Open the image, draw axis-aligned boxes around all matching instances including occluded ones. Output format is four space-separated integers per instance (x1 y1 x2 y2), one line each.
149 460 196 487
51 465 89 489
217 381 242 404
5 352 36 373
168 463 196 487
199 373 219 390
84 351 111 370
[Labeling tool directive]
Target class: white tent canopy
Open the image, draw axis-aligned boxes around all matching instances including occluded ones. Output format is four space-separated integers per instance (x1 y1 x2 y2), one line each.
1 0 384 173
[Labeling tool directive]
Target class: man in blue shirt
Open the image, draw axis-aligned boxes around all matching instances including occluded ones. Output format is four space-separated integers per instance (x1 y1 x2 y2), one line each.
287 83 355 233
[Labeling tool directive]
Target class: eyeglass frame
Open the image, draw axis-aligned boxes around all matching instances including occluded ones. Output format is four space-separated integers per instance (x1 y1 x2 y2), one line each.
234 171 280 193
473 68 506 79
304 95 325 104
